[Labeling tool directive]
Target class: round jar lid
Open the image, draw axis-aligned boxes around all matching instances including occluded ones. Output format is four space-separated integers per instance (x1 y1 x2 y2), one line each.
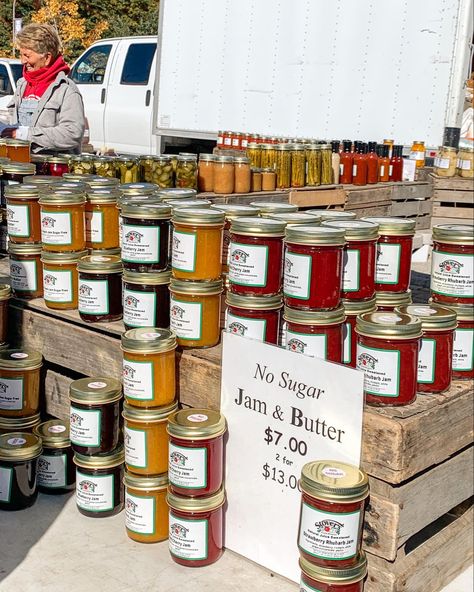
33 419 70 448
87 177 120 189
170 278 223 295
360 217 416 235
439 146 457 152
89 247 122 257
177 154 197 162
29 175 66 185
172 208 225 225
230 216 286 236
246 142 260 149
234 156 250 164
47 156 70 164
356 311 422 339
121 202 171 219
123 269 171 286
432 224 474 245
436 300 474 322
166 199 211 209
69 377 122 404
288 143 306 151
63 173 98 182
2 162 36 174
249 201 298 214
323 219 379 240
4 184 40 199
0 349 43 370
342 296 377 316
275 144 293 151
299 552 367 585
0 413 41 432
214 155 234 163
305 143 322 150
167 485 226 512
77 255 122 274
120 183 158 195
49 182 88 193
38 190 86 205
41 249 88 264
156 189 197 200
123 470 168 491
264 212 321 225
396 304 457 331
167 408 227 439
30 154 47 163
210 204 260 218
375 289 412 308
74 445 124 469
121 328 177 353
226 292 283 310
284 305 345 325
86 189 121 204
122 400 178 423
0 432 42 462
0 284 11 300
8 242 43 256
300 460 369 502
310 210 357 221
285 225 346 246
118 196 162 208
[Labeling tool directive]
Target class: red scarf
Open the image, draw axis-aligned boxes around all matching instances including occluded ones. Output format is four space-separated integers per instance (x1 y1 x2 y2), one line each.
22 56 70 99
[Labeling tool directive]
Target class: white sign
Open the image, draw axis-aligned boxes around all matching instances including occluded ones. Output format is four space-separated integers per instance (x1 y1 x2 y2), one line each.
221 332 364 583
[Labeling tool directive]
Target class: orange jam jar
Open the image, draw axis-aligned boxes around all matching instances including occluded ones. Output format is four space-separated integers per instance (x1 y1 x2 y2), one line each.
172 208 224 281
85 189 120 250
375 289 412 312
5 139 30 162
170 278 223 348
0 284 11 344
9 242 43 299
5 184 41 243
41 250 87 310
121 328 177 407
39 190 86 252
124 471 169 543
0 349 43 418
123 401 178 476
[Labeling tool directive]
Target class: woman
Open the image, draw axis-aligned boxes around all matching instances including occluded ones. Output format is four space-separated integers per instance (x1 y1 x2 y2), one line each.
8 23 85 154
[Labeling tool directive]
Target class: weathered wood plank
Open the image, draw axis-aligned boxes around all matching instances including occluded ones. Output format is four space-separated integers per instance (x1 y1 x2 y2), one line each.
391 199 432 217
346 204 392 216
288 188 346 207
433 189 474 204
432 205 473 218
345 187 393 206
391 183 432 200
431 174 474 191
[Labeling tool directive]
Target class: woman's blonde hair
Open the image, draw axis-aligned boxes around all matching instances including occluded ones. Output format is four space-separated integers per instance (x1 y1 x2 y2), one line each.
16 23 62 58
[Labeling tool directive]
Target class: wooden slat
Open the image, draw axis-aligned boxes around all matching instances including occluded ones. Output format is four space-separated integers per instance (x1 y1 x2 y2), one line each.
391 183 432 200
431 174 474 191
432 205 473 219
390 200 432 217
288 188 346 207
346 205 392 216
433 189 474 204
345 186 393 206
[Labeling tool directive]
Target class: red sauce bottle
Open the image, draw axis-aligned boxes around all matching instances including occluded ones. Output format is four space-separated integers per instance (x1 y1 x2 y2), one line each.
339 140 354 184
366 141 379 184
352 144 368 186
378 145 390 182
300 553 368 592
389 145 404 182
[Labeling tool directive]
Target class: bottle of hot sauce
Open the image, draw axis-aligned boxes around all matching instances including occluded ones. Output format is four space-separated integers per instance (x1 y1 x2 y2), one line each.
378 144 390 182
366 141 379 184
353 143 368 186
389 145 404 182
339 140 354 184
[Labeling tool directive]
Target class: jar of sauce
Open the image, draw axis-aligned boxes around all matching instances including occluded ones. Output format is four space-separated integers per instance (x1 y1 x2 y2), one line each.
123 401 177 476
1 162 36 207
39 190 86 252
0 349 42 418
42 250 87 310
342 297 377 367
339 140 354 184
225 292 283 344
356 311 422 406
249 201 298 215
445 302 474 381
77 255 123 322
167 486 225 566
0 412 41 435
0 432 42 511
33 419 75 494
47 156 70 177
74 446 124 517
5 184 41 243
409 141 426 168
69 376 122 455
5 139 30 163
123 269 171 330
213 155 234 194
85 189 120 250
298 460 369 568
197 154 215 192
234 156 251 193
250 168 262 192
299 552 367 592
375 289 412 311
121 328 176 407
261 168 277 191
8 242 43 299
0 284 11 344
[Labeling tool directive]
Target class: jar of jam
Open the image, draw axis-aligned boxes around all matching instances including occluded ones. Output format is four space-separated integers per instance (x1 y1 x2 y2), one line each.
77 255 123 322
42 250 87 310
172 208 224 281
323 220 379 300
39 190 86 252
356 311 422 406
445 302 474 380
124 471 169 543
229 217 285 297
121 328 177 407
0 349 42 418
169 278 223 348
8 242 43 299
397 304 457 394
264 212 321 226
249 201 297 215
299 553 367 592
74 446 124 517
409 141 426 168
0 284 11 344
123 401 178 476
298 460 369 568
375 289 412 311
0 209 8 254
0 413 41 435
0 432 42 511
284 305 345 362
123 269 171 330
5 139 30 163
342 297 377 367
69 376 122 455
1 162 36 207
47 156 70 177
31 154 49 175
197 154 215 192
362 217 416 293
284 225 345 309
234 156 251 193
85 189 120 250
225 292 282 344
0 140 7 158
176 155 198 189
5 184 41 243
167 486 225 566
33 419 75 494
431 224 473 306
116 156 139 184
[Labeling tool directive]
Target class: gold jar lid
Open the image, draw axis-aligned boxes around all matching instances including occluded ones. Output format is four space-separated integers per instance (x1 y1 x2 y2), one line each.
210 204 260 218
0 413 41 432
63 173 98 182
2 162 36 175
86 189 121 204
167 408 227 439
288 143 306 151
439 145 457 153
323 220 379 240
396 304 457 331
69 377 122 405
261 168 276 174
230 217 286 236
264 212 321 225
120 183 159 196
234 155 250 164
0 432 42 462
122 202 171 219
6 138 30 147
0 349 43 370
342 296 377 316
74 445 124 469
87 177 120 189
177 153 197 161
121 328 177 353
172 208 225 225
77 255 122 274
432 224 474 245
0 284 11 300
28 175 63 185
246 142 260 149
156 189 197 200
375 289 412 308
275 144 293 151
41 249 88 264
166 199 211 209
46 181 88 193
284 305 345 325
300 552 367 585
122 400 178 423
310 210 357 222
170 278 223 295
285 225 345 246
118 196 161 208
458 146 474 154
47 156 70 164
437 300 474 322
4 184 40 199
123 269 172 286
249 201 298 214
305 143 322 151
89 247 122 257
124 470 169 491
214 155 234 163
360 216 415 236
8 242 43 256
226 292 283 310
300 460 369 502
167 485 226 512
356 311 422 339
38 190 86 205
33 419 70 448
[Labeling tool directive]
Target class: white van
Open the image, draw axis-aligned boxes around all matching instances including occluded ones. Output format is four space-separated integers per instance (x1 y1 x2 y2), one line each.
0 59 22 123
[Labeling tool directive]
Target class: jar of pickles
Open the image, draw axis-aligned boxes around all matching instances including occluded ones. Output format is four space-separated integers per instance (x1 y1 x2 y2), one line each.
0 349 42 417
9 242 43 299
39 190 86 252
5 139 30 163
77 255 123 322
123 269 171 330
85 189 120 250
116 156 139 184
213 155 234 194
275 144 292 189
93 155 116 178
143 155 174 188
457 146 474 178
47 156 70 177
290 144 306 188
176 155 198 189
246 142 261 168
41 250 87 310
197 154 215 192
260 144 276 170
5 184 41 243
321 144 334 185
434 146 457 177
69 154 95 175
305 144 322 186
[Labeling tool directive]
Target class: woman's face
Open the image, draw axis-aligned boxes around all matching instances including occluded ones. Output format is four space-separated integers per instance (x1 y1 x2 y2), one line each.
19 47 52 71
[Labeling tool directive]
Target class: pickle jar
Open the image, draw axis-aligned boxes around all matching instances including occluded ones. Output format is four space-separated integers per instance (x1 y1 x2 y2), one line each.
0 284 10 344
457 146 474 178
375 289 412 311
5 139 30 163
38 190 86 252
77 255 123 322
197 154 216 192
176 155 198 189
0 349 42 418
85 189 120 250
290 144 306 188
305 144 322 186
225 292 283 344
246 142 261 168
41 249 87 310
69 376 122 455
434 146 457 177
47 156 70 177
123 400 178 476
260 144 277 170
5 184 41 243
170 278 223 348
123 269 171 330
33 419 75 494
275 143 292 189
249 201 298 215
116 156 139 184
342 296 377 367
9 242 43 299
93 155 116 178
0 412 41 435
234 156 251 193
142 155 174 187
213 155 234 194
446 302 474 381
320 144 333 185
121 328 176 407
69 154 95 175
300 553 368 592
1 162 36 206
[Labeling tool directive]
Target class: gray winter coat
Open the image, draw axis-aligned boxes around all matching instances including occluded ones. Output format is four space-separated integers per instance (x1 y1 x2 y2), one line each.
8 71 85 154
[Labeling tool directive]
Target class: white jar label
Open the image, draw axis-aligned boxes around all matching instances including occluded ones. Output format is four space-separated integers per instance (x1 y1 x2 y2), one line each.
375 243 401 285
343 322 352 364
124 426 147 469
409 150 425 161
389 165 393 177
122 224 160 264
49 425 67 433
10 258 38 292
226 312 266 341
460 159 472 171
41 211 73 245
286 330 327 359
357 344 400 397
37 454 67 488
6 203 30 237
283 252 311 299
76 471 114 512
85 211 103 244
417 338 436 383
229 242 269 287
322 467 346 479
298 503 361 561
123 359 154 401
169 443 207 489
431 251 473 298
342 249 360 292
436 157 450 169
0 466 12 502
170 297 202 340
70 407 101 446
453 328 474 371
43 269 73 303
0 377 23 410
123 289 156 327
169 514 208 560
78 279 109 315
172 230 197 272
125 492 155 535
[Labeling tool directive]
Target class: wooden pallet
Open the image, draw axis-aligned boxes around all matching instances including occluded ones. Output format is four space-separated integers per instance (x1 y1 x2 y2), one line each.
431 174 474 224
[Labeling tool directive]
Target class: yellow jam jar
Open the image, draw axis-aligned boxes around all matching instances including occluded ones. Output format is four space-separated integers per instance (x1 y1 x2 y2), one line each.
0 349 42 418
41 250 87 310
85 189 120 250
38 190 86 252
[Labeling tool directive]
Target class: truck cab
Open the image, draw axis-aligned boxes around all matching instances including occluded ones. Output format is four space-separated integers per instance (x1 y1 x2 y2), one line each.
0 59 22 123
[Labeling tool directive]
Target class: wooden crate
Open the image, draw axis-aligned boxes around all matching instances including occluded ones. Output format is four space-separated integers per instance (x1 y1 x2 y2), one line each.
431 174 474 225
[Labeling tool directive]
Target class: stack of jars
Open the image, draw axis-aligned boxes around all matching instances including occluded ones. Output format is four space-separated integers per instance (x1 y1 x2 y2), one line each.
197 154 252 194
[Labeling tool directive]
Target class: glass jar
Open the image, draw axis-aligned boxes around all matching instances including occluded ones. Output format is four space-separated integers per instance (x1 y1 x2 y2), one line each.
124 471 169 543
234 156 251 193
298 461 369 568
74 446 124 517
260 144 277 170
431 224 473 306
310 210 357 222
284 225 345 309
123 401 177 476
77 255 123 322
29 175 65 188
0 284 11 344
261 168 277 191
1 162 36 207
8 242 43 299
38 190 86 252
356 311 422 406
375 289 412 311
305 144 322 186
197 154 215 192
457 146 474 178
409 141 426 168
299 553 367 592
0 349 42 418
171 208 224 281
47 156 70 177
320 144 333 185
116 156 139 184
5 184 41 243
42 249 87 310
225 292 283 344
213 155 234 194
123 269 171 330
265 212 321 226
176 155 198 189
0 413 41 435
170 278 223 348
275 144 292 189
85 189 120 250
434 146 457 177
289 144 306 188
0 209 8 254
250 169 262 192
342 297 377 368
446 302 474 381
166 199 211 210
120 183 159 197
249 201 298 215
93 155 116 178
0 140 7 158
87 176 120 190
362 217 416 293
5 139 30 163
0 432 42 511
69 154 95 175
284 305 345 363
151 155 174 188
30 154 50 175
33 419 75 494
246 142 261 168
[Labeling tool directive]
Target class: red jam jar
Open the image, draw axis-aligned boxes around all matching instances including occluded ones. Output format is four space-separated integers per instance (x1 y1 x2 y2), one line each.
397 304 457 394
167 486 225 566
229 217 285 296
298 460 369 568
47 156 70 177
323 220 379 300
284 305 345 363
445 302 474 381
430 224 473 306
342 297 377 367
299 553 367 592
356 311 422 406
375 289 412 312
362 217 416 293
167 408 226 497
225 292 283 344
284 225 345 310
